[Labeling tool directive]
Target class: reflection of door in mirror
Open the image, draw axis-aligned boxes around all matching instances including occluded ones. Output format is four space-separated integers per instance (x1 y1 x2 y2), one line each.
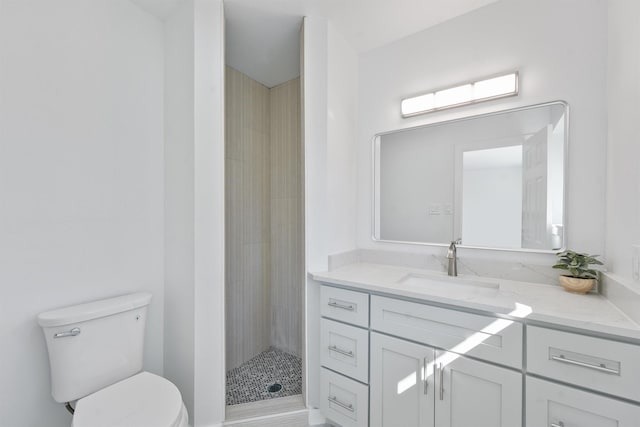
522 125 550 249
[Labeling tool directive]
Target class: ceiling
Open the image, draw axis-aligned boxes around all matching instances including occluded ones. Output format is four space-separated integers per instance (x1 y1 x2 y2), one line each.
131 0 499 87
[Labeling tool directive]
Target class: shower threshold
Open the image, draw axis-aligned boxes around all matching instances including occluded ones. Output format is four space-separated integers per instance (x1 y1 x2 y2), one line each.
225 394 305 422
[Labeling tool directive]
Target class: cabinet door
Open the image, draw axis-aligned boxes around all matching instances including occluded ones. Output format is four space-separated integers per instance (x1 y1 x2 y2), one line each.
527 376 640 427
435 350 522 427
370 333 435 427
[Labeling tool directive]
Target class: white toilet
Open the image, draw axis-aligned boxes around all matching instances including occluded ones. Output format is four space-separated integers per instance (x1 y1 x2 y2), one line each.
38 293 189 427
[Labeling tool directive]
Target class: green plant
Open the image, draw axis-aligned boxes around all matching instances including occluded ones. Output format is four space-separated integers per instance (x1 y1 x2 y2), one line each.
553 250 603 279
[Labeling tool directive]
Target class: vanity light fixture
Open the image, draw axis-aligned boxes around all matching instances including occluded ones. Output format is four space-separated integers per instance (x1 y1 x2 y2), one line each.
401 72 519 118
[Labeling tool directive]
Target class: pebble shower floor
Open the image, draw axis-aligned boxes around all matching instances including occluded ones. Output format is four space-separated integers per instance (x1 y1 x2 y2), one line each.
226 347 302 406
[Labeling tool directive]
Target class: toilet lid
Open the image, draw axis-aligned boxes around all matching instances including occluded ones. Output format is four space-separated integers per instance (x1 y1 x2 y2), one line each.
72 372 183 427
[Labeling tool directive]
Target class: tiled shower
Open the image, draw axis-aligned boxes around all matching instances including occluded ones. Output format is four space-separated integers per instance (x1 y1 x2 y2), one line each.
224 66 303 407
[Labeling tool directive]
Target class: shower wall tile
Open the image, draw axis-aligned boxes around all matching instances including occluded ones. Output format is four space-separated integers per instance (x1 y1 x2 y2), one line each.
270 80 303 200
226 67 272 370
270 78 303 357
242 242 271 360
225 280 243 371
226 69 303 369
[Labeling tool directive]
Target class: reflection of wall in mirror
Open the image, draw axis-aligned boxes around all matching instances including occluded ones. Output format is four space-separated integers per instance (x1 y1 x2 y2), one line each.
379 128 454 243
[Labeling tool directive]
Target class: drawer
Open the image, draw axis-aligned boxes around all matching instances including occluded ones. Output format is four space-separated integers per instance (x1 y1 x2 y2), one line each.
321 285 369 328
527 376 640 427
321 318 369 383
320 368 368 427
527 326 640 402
371 295 523 368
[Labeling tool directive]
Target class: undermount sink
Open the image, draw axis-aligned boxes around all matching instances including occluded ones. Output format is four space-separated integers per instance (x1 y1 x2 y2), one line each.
397 273 500 294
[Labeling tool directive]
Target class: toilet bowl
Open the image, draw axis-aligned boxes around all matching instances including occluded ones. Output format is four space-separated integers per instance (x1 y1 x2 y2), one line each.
37 293 189 427
71 372 188 427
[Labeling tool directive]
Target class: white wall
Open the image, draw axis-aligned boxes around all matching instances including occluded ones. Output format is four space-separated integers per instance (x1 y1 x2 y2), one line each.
605 0 640 286
192 1 226 425
358 0 607 266
326 23 359 255
303 17 359 410
303 16 329 412
303 17 358 271
164 1 226 425
0 1 165 426
164 0 196 417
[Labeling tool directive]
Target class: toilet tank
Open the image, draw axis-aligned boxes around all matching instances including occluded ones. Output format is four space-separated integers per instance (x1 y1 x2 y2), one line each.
37 293 152 403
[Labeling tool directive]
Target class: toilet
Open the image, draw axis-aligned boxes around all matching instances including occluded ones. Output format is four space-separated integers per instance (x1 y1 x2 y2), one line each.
38 293 188 427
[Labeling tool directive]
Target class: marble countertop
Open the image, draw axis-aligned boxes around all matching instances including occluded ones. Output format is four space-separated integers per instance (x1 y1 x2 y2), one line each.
312 262 640 341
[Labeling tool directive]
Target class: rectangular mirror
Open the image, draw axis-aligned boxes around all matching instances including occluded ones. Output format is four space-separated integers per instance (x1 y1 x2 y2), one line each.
373 101 568 252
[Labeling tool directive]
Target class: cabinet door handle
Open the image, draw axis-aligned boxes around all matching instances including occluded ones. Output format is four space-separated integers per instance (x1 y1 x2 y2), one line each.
328 345 354 358
328 395 354 412
550 422 564 427
328 301 355 311
439 363 444 400
551 354 620 375
423 358 428 395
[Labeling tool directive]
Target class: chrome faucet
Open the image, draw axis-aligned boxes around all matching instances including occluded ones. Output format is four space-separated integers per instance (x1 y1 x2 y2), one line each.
446 239 462 276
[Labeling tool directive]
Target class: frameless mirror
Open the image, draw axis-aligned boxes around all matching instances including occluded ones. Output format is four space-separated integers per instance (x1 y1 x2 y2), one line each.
373 101 567 252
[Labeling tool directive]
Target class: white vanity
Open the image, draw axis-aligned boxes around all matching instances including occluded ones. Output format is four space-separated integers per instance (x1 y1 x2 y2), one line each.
313 263 640 427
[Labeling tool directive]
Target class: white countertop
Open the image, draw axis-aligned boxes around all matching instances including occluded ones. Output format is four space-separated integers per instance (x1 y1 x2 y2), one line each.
312 262 640 341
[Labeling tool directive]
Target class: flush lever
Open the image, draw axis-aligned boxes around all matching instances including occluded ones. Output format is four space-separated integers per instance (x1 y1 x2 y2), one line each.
54 327 81 338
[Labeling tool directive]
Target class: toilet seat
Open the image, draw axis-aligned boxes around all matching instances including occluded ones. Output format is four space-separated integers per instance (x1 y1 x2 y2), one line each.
72 371 187 427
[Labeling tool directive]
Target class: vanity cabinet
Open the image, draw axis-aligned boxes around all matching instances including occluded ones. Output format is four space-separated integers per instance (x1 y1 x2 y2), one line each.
318 283 640 427
320 286 370 427
370 332 521 427
371 295 523 369
525 326 640 427
370 333 435 427
320 318 369 383
527 376 640 427
527 325 640 402
320 368 369 427
434 348 521 427
320 285 369 327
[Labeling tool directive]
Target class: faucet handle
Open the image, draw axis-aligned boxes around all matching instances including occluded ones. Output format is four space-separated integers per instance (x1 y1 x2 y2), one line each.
451 238 462 245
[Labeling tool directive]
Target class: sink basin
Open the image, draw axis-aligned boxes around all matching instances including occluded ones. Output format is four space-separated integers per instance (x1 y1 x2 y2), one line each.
397 273 500 294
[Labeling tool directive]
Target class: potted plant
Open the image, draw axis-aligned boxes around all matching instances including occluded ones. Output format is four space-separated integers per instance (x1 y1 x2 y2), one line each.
552 250 604 294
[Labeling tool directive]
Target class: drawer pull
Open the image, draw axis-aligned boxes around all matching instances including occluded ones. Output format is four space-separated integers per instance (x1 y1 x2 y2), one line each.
328 345 354 358
328 301 355 311
550 422 564 427
328 395 354 412
439 363 444 400
423 358 428 395
551 354 620 375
